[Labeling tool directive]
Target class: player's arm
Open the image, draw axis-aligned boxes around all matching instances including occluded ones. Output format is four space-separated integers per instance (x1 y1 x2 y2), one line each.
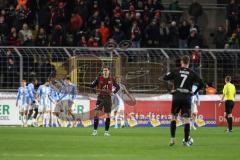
48 95 55 103
163 71 175 81
89 76 99 93
234 85 236 99
36 86 41 101
58 82 70 101
192 73 205 95
218 85 227 106
112 79 120 94
122 84 131 97
48 88 55 103
16 88 20 106
162 71 176 93
71 85 77 100
196 92 200 106
28 86 35 102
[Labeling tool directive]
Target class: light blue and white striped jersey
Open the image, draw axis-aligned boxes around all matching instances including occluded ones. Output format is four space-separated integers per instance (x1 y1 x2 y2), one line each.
49 86 59 102
27 83 35 102
192 85 199 103
37 85 51 106
59 83 77 101
16 86 32 106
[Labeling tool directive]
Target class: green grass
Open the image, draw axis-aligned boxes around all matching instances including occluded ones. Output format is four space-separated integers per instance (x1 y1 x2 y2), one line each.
0 127 239 160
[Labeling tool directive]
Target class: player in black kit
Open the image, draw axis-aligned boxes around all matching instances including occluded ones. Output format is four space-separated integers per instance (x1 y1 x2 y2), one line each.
163 55 204 147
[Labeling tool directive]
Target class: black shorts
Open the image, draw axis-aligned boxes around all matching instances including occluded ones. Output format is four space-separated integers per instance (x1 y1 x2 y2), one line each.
95 95 112 113
171 93 191 118
225 100 234 114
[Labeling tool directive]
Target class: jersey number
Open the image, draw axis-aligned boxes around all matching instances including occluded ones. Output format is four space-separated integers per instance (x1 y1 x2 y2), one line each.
180 74 188 88
103 85 109 90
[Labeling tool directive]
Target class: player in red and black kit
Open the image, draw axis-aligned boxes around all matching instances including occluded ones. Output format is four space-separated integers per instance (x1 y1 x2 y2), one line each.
164 55 204 147
90 66 120 136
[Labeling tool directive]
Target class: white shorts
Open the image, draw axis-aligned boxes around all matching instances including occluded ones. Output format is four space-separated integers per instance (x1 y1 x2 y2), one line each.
50 102 60 112
27 104 33 110
19 105 28 113
191 103 198 114
112 95 124 111
38 105 50 112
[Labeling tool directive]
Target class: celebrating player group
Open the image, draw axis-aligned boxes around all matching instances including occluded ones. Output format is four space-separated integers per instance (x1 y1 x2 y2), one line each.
16 77 78 128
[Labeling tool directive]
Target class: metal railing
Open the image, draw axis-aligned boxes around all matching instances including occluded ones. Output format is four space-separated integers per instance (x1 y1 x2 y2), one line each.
0 47 239 94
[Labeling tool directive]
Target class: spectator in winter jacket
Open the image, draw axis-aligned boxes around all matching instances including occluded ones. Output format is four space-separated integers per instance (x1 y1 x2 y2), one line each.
5 57 17 88
18 23 32 44
38 4 51 33
131 21 141 48
69 12 83 33
35 27 49 46
122 12 132 40
79 35 88 47
111 25 125 44
145 20 160 47
8 27 21 46
87 35 99 47
214 26 227 49
168 21 179 48
51 24 66 46
6 5 17 29
88 10 101 30
99 21 110 46
159 21 169 47
188 28 202 48
51 2 67 26
179 20 190 48
227 10 238 35
226 0 238 34
74 0 89 23
23 34 34 46
188 0 203 23
0 15 8 36
191 46 201 72
189 18 200 34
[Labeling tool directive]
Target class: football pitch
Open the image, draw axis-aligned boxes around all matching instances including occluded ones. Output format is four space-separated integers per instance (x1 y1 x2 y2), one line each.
0 127 239 160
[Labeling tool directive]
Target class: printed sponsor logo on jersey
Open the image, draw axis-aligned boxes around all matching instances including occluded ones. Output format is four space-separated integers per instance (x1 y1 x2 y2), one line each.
180 70 189 75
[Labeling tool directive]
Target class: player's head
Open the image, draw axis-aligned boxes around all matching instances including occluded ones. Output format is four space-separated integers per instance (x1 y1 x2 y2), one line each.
64 76 71 84
45 79 50 86
21 80 26 87
102 66 110 78
115 75 122 83
31 78 38 85
225 76 231 83
180 55 190 68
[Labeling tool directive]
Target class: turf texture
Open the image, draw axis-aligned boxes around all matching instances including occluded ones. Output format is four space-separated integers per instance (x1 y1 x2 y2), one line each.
0 127 239 160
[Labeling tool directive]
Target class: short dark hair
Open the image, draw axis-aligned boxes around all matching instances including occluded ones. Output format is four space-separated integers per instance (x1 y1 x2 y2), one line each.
181 55 190 65
64 76 71 81
102 66 110 70
31 78 37 82
225 76 231 82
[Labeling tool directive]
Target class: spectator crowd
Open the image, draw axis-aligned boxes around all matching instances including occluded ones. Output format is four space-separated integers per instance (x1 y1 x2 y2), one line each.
0 0 206 48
